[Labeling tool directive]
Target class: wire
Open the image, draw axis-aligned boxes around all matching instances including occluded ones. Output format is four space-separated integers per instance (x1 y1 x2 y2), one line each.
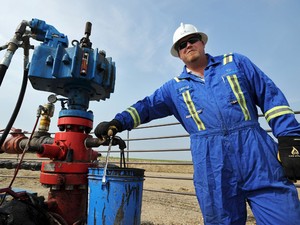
0 115 40 205
0 114 40 206
8 116 40 188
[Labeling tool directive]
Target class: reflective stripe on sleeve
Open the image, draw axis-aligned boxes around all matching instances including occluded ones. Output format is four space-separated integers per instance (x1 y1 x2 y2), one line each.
126 106 141 128
227 75 251 120
265 106 294 122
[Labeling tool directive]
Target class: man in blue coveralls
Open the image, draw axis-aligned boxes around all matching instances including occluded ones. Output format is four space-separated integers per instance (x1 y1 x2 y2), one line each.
95 23 300 224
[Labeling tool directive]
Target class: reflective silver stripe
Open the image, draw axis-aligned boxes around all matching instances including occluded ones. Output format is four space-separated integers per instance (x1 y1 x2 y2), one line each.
126 106 141 128
174 77 180 82
182 90 206 130
223 53 233 65
227 75 251 120
174 77 205 130
265 106 294 122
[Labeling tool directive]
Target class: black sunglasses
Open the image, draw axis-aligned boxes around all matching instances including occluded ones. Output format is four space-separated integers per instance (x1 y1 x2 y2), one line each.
177 36 201 51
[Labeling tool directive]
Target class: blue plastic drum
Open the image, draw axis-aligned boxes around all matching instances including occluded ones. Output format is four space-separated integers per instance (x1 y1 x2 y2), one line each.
87 167 145 225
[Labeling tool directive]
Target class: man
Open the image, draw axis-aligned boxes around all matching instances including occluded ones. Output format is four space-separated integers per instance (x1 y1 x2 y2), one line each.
95 23 300 224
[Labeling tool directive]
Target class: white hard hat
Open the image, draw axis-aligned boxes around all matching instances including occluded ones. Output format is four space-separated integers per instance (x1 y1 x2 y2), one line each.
170 23 208 57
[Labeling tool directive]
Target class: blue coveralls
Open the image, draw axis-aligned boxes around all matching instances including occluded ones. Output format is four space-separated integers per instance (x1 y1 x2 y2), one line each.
114 53 300 225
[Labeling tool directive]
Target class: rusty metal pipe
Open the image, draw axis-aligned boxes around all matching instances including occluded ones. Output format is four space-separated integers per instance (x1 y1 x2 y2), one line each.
85 136 126 149
1 130 54 154
1 129 27 154
84 137 104 148
19 131 54 153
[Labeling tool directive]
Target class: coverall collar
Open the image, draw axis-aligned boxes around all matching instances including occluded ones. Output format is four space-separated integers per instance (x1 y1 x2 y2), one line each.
178 53 221 80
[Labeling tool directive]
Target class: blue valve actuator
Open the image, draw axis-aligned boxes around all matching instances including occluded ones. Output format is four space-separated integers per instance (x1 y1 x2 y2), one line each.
28 19 116 102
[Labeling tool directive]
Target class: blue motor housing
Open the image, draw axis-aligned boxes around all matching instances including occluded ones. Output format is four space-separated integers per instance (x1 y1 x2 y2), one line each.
27 19 116 120
28 43 116 102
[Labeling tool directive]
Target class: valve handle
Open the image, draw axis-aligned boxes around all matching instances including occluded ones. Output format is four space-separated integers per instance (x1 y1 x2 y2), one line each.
101 137 113 185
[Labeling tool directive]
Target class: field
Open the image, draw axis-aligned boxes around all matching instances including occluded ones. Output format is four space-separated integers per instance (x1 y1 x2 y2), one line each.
1 154 296 224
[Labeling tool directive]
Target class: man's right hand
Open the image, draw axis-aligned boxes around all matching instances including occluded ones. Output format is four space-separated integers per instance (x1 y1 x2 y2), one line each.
94 119 122 138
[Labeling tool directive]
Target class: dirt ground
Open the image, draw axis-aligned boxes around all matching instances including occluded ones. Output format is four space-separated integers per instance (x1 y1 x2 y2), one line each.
0 155 298 225
0 169 257 225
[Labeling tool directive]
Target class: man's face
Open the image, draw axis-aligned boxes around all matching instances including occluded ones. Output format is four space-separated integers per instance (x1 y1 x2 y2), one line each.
177 34 205 64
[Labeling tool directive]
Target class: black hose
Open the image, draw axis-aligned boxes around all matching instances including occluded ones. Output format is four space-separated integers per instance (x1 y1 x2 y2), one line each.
0 68 28 149
0 34 30 151
0 64 8 85
0 160 41 171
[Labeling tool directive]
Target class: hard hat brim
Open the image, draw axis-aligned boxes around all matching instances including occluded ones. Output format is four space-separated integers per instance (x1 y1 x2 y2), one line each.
170 32 208 57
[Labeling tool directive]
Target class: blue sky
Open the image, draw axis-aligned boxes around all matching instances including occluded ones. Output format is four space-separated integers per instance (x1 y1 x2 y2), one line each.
0 0 299 160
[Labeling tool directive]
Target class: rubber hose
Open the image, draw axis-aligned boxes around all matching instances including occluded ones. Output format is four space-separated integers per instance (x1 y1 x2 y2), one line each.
0 69 28 149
